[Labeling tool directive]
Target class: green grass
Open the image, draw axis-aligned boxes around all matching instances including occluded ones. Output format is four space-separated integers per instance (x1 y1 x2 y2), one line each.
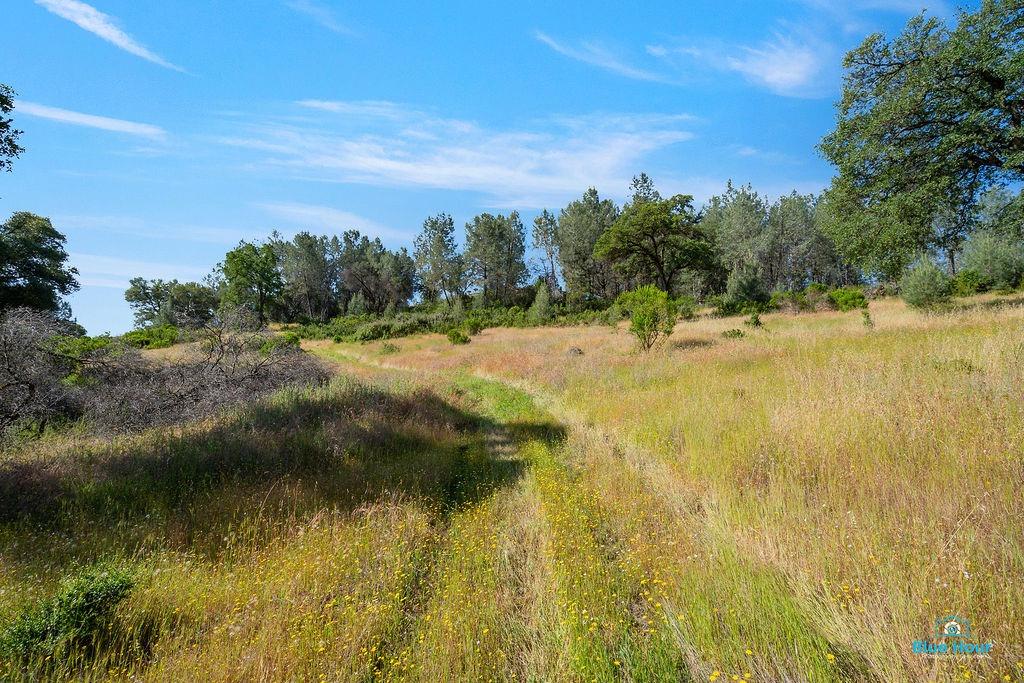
3 296 1024 681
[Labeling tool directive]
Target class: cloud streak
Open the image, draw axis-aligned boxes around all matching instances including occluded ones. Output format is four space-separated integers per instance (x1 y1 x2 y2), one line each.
218 102 696 207
34 0 183 71
285 0 354 35
645 30 834 98
257 202 411 242
17 102 167 139
534 31 667 83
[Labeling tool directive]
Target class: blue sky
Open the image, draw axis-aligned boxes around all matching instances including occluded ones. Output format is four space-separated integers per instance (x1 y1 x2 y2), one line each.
1 0 958 333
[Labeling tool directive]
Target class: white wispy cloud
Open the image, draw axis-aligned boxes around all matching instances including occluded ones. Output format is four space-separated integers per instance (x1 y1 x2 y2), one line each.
285 0 353 35
534 31 667 83
218 102 696 207
724 35 826 96
17 102 167 139
70 252 209 289
34 0 183 71
257 202 411 241
296 100 410 119
645 31 833 98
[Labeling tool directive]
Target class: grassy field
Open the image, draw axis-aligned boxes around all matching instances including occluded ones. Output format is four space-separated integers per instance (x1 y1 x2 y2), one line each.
1 296 1022 681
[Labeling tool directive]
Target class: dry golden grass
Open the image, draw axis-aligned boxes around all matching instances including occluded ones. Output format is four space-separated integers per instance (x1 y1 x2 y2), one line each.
314 295 1024 681
2 295 1022 681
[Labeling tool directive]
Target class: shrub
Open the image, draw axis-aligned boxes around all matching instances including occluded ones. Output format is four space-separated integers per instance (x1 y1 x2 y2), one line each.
827 287 868 311
744 311 763 328
674 295 697 321
615 285 677 352
707 294 745 317
726 267 770 307
464 317 485 336
121 325 178 350
380 342 399 355
527 283 551 323
721 328 745 339
81 307 328 434
603 302 623 326
961 231 1024 291
862 309 874 329
447 328 470 345
770 290 806 313
260 331 301 354
951 268 985 297
0 309 81 437
0 562 135 664
803 284 834 311
900 258 952 310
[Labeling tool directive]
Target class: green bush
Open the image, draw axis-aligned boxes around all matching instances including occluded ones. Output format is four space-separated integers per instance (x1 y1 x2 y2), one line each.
615 285 677 352
721 328 745 339
527 283 552 323
707 294 746 317
464 317 485 336
744 311 763 328
446 328 470 345
121 325 178 350
726 267 770 307
951 268 985 297
961 232 1024 291
260 331 301 355
674 295 697 321
803 284 833 311
0 563 135 663
900 258 952 310
769 290 806 313
827 287 868 311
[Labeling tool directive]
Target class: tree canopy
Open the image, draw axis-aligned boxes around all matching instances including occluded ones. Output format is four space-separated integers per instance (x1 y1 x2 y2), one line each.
220 241 283 323
465 212 527 307
819 0 1024 278
0 84 23 174
0 212 79 314
594 190 715 294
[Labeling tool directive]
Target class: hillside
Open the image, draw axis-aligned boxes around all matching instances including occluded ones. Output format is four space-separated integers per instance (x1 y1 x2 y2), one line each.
1 296 1021 681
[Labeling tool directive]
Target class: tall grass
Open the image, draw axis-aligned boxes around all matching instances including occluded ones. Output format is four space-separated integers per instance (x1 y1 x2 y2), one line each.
320 295 1024 681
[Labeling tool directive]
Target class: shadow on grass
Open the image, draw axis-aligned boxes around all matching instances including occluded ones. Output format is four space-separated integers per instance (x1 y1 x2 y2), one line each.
671 338 716 351
953 293 1024 312
0 379 559 533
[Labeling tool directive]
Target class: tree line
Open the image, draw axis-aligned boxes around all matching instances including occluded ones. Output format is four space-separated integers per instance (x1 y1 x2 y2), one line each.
1 0 1022 329
119 174 867 329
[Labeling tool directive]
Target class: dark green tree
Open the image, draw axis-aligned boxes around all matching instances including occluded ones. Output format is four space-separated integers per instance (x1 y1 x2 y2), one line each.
124 277 176 327
629 173 661 204
413 213 465 306
595 193 714 294
273 231 342 322
464 212 527 306
556 188 622 303
819 1 1024 278
0 212 79 313
0 84 24 174
165 281 219 326
532 210 560 293
338 231 414 314
220 241 283 323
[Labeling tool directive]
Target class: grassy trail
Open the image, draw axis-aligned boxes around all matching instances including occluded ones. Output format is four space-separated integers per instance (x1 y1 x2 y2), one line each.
4 301 1021 681
311 303 1024 683
313 348 861 682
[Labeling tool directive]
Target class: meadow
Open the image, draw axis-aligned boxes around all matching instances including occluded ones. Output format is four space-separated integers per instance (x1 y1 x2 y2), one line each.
1 296 1022 681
